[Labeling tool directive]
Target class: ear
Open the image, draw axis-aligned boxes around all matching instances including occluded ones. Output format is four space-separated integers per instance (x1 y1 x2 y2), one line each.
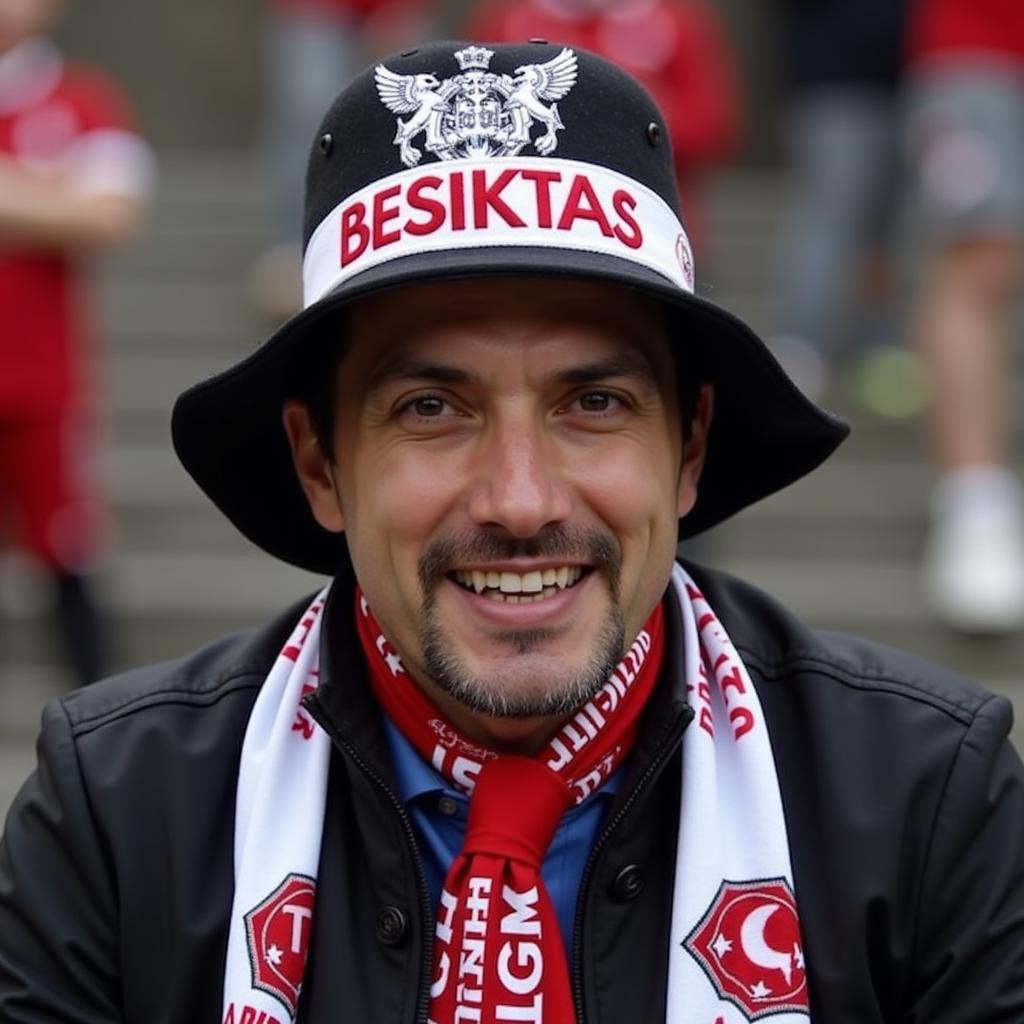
282 399 345 533
677 384 714 519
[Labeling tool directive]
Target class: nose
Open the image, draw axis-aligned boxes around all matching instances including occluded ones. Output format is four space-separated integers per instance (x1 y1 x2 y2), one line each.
466 414 573 537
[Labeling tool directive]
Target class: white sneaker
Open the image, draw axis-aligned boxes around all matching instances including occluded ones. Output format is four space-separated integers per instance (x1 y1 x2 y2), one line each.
922 467 1024 634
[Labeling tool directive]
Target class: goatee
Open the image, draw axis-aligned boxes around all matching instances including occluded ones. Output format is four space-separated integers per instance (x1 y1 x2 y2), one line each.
417 526 624 719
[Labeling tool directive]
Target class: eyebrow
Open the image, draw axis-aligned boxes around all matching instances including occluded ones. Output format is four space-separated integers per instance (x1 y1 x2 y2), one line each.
366 351 659 393
366 358 475 393
551 353 659 387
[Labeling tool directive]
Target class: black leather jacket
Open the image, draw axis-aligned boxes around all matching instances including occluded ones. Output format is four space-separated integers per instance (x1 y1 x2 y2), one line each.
1 562 1022 1022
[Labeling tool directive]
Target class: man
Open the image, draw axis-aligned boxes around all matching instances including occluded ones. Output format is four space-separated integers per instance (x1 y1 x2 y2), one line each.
769 0 910 407
1 40 1022 1024
906 0 1024 633
0 0 152 685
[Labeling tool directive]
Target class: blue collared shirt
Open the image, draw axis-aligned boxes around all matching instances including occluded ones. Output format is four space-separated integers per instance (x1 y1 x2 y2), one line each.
383 718 620 953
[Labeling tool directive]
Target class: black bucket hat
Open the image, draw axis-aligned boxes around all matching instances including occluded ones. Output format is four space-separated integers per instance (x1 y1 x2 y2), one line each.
172 39 848 576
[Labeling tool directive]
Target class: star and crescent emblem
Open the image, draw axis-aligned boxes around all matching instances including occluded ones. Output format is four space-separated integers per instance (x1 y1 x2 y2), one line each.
685 878 810 1020
375 45 579 167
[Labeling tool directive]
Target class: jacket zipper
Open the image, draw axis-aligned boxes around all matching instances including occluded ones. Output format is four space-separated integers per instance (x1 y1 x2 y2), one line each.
308 700 436 1024
571 704 693 1022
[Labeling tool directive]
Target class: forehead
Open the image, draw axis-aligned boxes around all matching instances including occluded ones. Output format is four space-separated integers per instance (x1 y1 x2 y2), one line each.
341 277 674 383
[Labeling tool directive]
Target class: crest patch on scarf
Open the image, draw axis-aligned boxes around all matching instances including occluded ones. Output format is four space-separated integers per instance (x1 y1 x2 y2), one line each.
375 45 578 166
244 873 317 1017
684 878 809 1020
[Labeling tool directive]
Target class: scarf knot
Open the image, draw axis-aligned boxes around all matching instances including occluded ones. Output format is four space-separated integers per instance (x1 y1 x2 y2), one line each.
463 757 572 866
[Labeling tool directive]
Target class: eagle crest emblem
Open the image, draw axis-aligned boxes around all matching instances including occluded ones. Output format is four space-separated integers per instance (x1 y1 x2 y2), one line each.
374 45 579 167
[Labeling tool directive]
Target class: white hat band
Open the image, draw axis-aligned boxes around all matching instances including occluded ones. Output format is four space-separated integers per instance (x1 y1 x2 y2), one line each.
302 156 696 307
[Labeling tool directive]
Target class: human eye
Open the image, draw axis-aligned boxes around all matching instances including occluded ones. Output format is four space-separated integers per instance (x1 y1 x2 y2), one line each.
406 395 448 417
562 389 629 417
394 391 465 428
576 391 622 413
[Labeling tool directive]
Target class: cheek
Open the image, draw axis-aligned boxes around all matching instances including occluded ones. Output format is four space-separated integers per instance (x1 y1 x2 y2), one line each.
573 439 682 532
341 447 463 562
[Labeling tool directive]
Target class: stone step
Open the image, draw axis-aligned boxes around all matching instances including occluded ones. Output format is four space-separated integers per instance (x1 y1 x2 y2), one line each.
0 667 67 734
0 615 263 683
105 230 264 285
97 279 256 340
1 553 323 616
108 354 247 413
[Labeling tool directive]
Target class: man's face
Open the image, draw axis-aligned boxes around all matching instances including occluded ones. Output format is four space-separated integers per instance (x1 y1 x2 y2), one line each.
286 277 710 738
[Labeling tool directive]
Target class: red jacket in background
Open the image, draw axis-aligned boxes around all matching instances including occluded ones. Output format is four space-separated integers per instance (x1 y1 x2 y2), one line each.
466 0 743 252
467 0 743 169
908 0 1024 64
0 44 145 414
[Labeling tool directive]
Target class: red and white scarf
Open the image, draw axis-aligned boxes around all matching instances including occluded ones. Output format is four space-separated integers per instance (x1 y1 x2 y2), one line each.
358 588 664 1024
222 565 810 1024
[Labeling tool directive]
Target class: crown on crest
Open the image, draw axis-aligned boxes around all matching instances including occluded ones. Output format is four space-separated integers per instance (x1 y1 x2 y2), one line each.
454 45 494 71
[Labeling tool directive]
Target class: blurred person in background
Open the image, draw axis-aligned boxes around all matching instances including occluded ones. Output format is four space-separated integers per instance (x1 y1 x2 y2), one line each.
769 0 913 409
465 0 744 266
906 0 1024 633
251 0 438 321
0 0 152 686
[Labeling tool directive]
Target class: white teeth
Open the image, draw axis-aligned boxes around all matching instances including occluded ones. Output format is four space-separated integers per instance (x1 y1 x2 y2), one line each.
453 565 585 598
500 572 523 593
521 571 543 593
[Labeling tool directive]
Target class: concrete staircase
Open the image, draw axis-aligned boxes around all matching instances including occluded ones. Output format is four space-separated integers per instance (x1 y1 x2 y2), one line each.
1 152 1021 816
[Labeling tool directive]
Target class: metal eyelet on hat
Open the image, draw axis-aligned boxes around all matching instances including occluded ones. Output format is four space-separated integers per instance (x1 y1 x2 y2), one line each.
318 133 334 157
528 37 548 44
400 48 418 57
646 122 663 147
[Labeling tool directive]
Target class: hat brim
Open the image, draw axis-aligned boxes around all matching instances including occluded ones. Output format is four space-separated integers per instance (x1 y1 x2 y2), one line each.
172 246 849 575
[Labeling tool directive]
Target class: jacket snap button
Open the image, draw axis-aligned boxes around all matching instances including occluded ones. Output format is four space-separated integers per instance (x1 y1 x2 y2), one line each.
376 906 408 946
612 865 645 901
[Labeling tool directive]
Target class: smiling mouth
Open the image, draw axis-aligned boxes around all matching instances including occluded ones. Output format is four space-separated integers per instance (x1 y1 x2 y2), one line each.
450 566 588 604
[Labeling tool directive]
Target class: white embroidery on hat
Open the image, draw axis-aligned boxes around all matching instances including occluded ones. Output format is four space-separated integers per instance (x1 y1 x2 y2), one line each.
375 46 578 167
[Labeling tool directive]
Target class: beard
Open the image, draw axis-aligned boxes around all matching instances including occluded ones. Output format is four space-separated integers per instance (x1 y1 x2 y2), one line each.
417 526 624 719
